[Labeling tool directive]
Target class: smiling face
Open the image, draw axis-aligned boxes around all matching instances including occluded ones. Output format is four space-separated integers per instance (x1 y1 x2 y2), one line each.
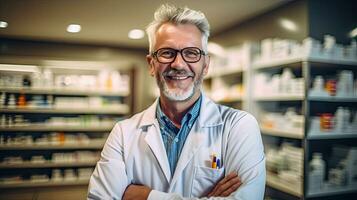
147 23 209 102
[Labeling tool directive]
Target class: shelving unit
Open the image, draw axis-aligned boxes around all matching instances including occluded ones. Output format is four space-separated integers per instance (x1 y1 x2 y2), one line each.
251 49 357 199
0 62 133 190
200 38 357 199
204 43 252 110
204 67 245 109
251 56 305 199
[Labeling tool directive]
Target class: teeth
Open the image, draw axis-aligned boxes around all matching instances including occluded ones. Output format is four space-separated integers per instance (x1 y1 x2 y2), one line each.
170 76 189 80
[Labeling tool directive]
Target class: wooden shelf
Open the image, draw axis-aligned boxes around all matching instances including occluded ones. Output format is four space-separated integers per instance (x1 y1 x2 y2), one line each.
0 179 89 189
0 124 114 132
0 105 129 114
0 86 129 97
307 184 357 198
261 126 304 139
266 171 303 197
0 161 97 169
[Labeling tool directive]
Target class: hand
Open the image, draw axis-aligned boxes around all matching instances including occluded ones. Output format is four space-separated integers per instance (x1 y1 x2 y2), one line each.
207 172 242 197
123 184 152 200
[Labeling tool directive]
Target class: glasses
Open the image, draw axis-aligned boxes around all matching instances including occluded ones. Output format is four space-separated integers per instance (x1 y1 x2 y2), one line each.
152 47 207 64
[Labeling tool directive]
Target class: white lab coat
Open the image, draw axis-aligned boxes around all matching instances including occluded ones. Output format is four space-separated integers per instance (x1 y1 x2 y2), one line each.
88 94 266 200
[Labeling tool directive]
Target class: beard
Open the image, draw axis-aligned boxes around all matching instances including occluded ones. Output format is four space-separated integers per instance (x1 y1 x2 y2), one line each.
155 67 204 102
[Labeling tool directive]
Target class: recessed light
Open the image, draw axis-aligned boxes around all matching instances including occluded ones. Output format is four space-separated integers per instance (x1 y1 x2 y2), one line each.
0 21 8 28
128 29 144 39
279 18 298 32
67 24 81 33
349 27 357 38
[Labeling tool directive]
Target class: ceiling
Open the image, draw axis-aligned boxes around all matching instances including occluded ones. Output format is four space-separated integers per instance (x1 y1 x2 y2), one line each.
0 0 287 49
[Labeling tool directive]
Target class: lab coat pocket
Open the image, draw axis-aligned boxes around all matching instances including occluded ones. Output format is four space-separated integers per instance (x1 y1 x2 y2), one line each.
191 165 225 197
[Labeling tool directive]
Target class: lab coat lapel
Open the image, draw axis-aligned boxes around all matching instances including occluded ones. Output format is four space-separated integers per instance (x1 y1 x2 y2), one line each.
140 99 171 184
144 123 171 184
170 95 223 188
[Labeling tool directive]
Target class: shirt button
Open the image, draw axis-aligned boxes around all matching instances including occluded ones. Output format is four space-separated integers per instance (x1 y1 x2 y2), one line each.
175 138 179 142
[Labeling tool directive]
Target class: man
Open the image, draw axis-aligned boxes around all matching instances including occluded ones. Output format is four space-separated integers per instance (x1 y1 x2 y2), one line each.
88 4 265 200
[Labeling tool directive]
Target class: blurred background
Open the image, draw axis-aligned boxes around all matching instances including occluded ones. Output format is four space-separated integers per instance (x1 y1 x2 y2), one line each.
0 0 356 199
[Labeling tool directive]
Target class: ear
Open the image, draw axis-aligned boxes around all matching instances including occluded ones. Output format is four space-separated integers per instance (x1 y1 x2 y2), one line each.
202 55 210 76
146 55 155 76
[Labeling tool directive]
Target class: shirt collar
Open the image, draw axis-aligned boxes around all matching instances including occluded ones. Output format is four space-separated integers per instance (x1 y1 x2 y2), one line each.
156 94 202 127
138 92 223 128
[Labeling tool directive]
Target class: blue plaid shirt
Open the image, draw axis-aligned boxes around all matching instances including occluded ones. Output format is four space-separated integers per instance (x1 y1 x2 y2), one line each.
156 95 202 176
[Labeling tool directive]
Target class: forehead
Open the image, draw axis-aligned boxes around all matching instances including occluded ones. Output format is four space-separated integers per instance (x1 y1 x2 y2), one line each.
154 23 203 50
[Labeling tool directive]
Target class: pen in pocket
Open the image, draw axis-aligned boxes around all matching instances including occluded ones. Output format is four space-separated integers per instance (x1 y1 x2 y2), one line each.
211 155 217 169
211 154 221 169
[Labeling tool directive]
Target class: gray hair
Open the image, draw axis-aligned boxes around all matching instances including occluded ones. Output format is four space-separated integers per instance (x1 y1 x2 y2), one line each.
146 4 210 53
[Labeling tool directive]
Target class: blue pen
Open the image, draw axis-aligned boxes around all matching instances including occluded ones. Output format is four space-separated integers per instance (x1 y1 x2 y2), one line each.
216 158 220 169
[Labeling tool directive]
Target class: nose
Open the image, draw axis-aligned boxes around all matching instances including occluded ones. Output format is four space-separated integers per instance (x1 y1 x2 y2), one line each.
170 52 186 70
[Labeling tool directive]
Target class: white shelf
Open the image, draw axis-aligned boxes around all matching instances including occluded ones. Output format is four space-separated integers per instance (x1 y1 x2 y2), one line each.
253 55 357 69
307 184 357 198
0 179 89 189
254 94 304 101
0 105 129 114
308 94 357 102
0 124 114 132
206 67 244 78
308 131 357 140
0 141 105 150
307 56 357 66
253 56 303 69
0 161 97 169
266 171 303 197
261 126 304 139
0 86 129 96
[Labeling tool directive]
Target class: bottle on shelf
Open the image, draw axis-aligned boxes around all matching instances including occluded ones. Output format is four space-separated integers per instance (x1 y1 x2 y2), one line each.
7 94 16 108
308 152 326 192
0 92 5 108
17 93 26 108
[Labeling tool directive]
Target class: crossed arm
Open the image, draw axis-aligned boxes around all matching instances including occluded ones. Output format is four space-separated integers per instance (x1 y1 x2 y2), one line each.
123 172 242 200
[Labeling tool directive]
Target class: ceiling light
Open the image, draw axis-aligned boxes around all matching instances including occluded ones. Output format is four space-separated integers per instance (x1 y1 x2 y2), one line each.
349 27 357 38
128 29 144 39
279 18 298 32
0 21 8 28
67 24 81 33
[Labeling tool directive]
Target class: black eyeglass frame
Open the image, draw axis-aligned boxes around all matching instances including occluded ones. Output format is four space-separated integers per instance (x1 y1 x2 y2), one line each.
152 47 207 64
